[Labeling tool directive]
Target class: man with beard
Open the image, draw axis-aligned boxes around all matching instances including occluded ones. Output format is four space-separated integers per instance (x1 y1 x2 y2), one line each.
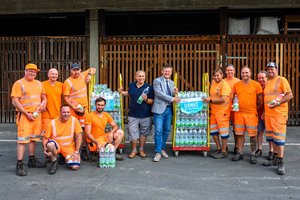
85 97 124 162
203 69 231 159
11 63 47 176
263 62 293 175
232 67 263 165
43 104 83 174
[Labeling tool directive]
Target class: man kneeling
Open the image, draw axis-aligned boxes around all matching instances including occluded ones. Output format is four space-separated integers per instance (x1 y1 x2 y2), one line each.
85 97 124 162
43 104 83 174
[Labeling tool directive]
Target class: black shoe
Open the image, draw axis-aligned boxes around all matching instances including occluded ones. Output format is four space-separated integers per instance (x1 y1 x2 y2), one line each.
277 159 286 175
28 158 46 168
267 151 274 161
232 153 243 161
255 149 262 158
233 147 239 155
81 147 89 161
249 154 257 164
58 154 65 165
263 157 278 167
116 154 124 161
48 159 58 175
213 152 227 159
16 162 27 176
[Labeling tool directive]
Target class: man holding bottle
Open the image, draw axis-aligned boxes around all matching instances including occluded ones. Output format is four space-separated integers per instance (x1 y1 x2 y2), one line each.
263 62 293 175
118 70 154 159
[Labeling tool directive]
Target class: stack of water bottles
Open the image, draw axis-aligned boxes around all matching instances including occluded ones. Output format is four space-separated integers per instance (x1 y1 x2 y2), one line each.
99 144 116 168
175 91 208 147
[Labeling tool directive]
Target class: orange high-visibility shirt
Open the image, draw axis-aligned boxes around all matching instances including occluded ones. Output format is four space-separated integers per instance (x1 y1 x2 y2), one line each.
210 79 231 115
63 70 89 107
85 111 114 139
233 80 262 114
264 76 291 116
42 81 63 119
45 116 82 148
11 78 45 112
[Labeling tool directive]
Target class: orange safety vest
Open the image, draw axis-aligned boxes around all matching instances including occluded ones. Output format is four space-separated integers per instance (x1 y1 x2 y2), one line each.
18 79 42 111
51 117 76 147
66 74 87 103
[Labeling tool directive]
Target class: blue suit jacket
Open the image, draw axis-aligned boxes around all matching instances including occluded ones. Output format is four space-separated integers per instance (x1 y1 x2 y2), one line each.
151 76 175 114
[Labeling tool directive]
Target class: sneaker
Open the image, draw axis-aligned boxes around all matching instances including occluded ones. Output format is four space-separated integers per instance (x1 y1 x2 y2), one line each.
28 158 46 168
209 149 221 158
249 154 257 164
116 154 124 161
48 159 58 175
81 147 89 161
16 162 27 176
161 150 169 159
58 154 65 165
277 159 286 175
232 153 243 162
267 151 274 161
255 149 262 158
153 153 162 162
213 152 227 159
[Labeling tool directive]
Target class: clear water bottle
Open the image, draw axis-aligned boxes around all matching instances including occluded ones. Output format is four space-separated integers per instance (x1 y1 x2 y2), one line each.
109 147 116 168
232 95 239 111
99 147 105 168
137 87 149 104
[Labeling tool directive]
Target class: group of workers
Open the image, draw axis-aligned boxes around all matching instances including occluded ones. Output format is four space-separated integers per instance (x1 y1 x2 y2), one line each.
11 61 292 176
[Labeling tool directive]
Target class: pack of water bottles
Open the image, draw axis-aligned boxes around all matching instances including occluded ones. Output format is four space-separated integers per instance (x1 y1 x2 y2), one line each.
90 84 121 112
99 144 116 168
175 91 209 147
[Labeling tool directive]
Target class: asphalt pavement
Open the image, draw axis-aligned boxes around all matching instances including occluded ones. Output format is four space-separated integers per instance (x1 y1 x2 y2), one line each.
0 123 299 200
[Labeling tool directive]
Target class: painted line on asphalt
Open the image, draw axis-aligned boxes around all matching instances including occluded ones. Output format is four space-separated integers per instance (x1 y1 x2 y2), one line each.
1 139 300 146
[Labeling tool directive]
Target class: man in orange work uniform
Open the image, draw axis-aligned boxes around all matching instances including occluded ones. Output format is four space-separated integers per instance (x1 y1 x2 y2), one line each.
85 97 124 162
224 64 240 154
203 69 231 159
42 68 63 133
232 66 263 164
43 104 83 174
11 63 47 176
263 62 293 175
63 62 96 161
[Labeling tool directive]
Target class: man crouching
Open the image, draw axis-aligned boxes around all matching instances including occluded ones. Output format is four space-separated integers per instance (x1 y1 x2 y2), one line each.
43 104 83 174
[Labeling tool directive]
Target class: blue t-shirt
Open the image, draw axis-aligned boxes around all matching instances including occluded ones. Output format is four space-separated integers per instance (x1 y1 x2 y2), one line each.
128 82 154 118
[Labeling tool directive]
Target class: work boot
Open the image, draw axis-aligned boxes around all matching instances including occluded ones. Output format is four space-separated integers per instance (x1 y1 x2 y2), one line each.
255 149 262 158
48 159 58 175
267 151 274 160
209 149 221 158
249 154 257 164
233 147 239 155
232 152 243 162
16 162 27 176
213 152 227 159
58 154 65 165
45 156 51 164
90 152 99 162
80 147 89 161
263 157 278 167
277 158 286 175
28 157 46 168
116 154 124 161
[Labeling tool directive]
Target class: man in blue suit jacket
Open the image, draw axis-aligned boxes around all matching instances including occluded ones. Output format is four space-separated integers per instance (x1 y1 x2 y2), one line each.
152 64 181 162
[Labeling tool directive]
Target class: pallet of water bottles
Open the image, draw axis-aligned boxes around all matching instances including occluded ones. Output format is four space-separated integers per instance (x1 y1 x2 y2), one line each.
172 91 210 157
99 144 116 168
90 84 125 154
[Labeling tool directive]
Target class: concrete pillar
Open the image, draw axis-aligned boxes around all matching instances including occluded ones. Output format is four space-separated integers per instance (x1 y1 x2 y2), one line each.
89 9 99 83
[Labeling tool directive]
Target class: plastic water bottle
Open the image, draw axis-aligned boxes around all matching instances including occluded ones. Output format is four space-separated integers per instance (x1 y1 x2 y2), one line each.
99 147 105 168
232 95 239 111
137 87 149 104
109 147 116 168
